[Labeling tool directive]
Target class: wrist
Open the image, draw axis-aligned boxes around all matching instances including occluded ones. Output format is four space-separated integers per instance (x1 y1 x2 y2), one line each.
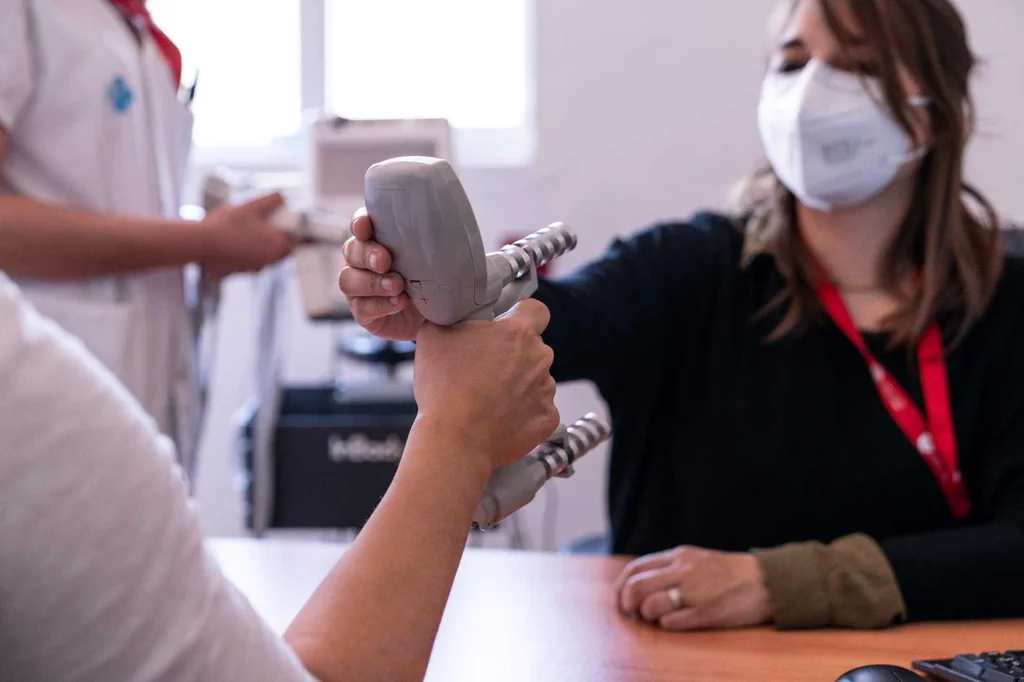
187 217 224 265
199 223 220 264
405 413 494 488
146 217 218 265
740 553 774 624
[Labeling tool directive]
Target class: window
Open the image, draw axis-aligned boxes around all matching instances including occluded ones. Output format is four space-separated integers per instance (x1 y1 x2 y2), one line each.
149 0 303 149
325 0 528 130
149 0 532 166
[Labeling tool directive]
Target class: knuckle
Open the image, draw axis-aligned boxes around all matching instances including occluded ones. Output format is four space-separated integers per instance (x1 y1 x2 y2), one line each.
364 244 380 266
543 410 560 432
368 272 385 294
337 266 352 290
508 318 532 339
659 616 681 631
342 237 358 263
621 584 636 605
519 298 540 314
338 266 362 293
351 298 382 320
349 297 367 317
523 298 548 316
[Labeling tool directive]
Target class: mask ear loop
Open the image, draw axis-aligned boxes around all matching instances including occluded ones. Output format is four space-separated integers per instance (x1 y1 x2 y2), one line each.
891 96 933 164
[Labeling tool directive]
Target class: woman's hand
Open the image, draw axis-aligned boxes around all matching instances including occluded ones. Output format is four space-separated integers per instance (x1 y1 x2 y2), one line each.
201 192 295 278
615 546 772 631
411 298 560 474
338 208 425 341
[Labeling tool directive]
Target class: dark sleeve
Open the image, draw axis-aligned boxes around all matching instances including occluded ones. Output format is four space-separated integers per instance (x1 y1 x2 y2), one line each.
882 293 1024 623
534 213 730 390
882 424 1024 622
882 522 1024 622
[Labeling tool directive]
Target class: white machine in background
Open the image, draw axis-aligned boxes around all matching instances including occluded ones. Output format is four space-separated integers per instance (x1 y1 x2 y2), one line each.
203 116 453 321
205 117 458 539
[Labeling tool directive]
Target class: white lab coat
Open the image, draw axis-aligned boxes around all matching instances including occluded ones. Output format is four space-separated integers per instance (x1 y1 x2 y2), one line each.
0 0 201 473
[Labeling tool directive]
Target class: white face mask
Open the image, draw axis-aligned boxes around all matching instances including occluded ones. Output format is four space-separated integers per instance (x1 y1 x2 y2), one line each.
757 59 930 212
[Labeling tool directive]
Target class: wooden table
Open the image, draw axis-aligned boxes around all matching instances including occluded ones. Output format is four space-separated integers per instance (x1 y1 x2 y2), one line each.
208 538 1024 681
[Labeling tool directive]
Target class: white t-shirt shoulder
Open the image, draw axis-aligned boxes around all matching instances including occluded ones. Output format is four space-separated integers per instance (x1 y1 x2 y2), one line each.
0 0 34 132
0 273 319 682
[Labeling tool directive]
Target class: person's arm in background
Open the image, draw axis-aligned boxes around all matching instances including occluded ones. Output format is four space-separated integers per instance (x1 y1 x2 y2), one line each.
0 269 557 682
752 296 1024 629
0 0 293 281
746 483 1024 629
614 491 1024 631
338 209 730 389
616 342 1024 632
531 215 726 387
615 383 1024 632
0 127 294 280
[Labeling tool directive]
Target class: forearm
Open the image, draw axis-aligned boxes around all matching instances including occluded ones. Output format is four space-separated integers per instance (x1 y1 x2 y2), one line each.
0 195 211 278
285 416 491 682
882 521 1024 622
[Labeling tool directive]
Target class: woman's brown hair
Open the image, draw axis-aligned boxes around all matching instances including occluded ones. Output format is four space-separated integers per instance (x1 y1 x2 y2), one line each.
741 0 1003 347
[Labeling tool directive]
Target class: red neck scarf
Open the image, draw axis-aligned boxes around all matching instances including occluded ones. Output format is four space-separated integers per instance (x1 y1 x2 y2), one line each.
106 0 183 86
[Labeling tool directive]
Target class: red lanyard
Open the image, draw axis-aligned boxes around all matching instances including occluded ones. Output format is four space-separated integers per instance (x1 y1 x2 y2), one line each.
816 279 971 518
106 0 183 87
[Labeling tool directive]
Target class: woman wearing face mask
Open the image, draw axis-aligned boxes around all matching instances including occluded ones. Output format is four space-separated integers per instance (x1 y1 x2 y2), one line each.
339 0 1024 631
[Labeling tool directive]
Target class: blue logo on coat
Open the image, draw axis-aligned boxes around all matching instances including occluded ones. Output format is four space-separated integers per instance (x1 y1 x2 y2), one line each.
106 75 135 114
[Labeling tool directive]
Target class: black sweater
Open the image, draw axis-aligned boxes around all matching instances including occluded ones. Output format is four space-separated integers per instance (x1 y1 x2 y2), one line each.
534 211 1024 622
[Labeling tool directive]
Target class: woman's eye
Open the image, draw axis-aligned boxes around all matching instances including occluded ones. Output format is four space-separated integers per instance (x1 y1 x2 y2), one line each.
777 61 805 74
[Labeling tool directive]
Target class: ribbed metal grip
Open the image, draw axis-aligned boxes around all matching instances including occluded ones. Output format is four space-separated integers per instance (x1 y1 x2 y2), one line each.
564 413 611 459
498 222 578 279
536 413 611 478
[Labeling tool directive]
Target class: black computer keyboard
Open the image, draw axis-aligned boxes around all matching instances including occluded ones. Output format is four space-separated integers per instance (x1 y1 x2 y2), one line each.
914 650 1024 682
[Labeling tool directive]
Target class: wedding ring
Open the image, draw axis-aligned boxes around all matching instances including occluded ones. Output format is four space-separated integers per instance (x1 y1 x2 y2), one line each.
666 585 684 610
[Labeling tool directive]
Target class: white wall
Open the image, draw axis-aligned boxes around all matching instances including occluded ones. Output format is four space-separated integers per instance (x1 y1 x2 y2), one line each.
194 0 1024 549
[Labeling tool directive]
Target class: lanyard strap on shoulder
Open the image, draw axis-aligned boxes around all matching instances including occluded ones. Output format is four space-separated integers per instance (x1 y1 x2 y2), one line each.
816 279 971 518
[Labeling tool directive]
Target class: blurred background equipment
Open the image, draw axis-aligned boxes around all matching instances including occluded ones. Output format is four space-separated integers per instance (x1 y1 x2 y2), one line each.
200 116 447 537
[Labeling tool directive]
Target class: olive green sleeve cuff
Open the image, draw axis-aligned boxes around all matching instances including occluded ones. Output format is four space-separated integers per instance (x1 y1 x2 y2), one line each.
753 533 907 630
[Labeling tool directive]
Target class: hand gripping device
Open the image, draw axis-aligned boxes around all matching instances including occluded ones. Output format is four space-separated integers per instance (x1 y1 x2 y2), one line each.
364 156 612 530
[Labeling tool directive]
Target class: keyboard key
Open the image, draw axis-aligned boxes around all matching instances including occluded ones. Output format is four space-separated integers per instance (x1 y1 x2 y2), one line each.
981 668 1017 682
955 656 987 677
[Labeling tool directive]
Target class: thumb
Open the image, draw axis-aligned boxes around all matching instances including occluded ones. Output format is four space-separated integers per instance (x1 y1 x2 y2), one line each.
499 299 551 335
243 192 286 218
